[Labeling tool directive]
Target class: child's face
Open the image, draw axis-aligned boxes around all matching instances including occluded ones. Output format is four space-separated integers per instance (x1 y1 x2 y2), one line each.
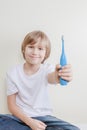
24 39 46 65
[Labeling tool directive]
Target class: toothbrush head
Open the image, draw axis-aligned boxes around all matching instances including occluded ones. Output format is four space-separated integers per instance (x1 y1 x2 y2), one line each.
61 35 64 41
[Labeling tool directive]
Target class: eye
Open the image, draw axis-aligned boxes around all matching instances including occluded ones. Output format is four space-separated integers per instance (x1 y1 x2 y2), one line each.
38 46 45 50
39 47 43 50
27 45 34 48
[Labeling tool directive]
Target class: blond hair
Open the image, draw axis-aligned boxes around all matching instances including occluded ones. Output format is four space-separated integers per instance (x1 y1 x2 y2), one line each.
21 30 51 63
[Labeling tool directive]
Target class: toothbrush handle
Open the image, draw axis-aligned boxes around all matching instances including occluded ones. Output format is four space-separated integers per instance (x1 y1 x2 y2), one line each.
60 36 68 86
60 77 68 85
60 54 68 86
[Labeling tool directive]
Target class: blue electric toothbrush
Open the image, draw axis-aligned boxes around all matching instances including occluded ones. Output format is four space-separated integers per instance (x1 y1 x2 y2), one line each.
60 35 68 86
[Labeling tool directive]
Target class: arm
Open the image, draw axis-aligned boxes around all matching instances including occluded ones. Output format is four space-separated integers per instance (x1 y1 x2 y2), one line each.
7 94 47 130
47 64 72 84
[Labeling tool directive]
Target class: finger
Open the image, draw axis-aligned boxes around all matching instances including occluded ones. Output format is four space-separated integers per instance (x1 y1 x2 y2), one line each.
59 69 72 74
39 123 47 130
62 64 72 69
58 70 72 80
61 76 72 81
59 66 72 73
40 121 47 127
59 72 72 78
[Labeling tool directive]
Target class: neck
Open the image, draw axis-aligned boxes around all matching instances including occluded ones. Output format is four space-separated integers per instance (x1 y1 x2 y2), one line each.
23 62 41 75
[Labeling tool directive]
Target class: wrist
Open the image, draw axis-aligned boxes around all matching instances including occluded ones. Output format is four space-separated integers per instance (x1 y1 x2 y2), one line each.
54 71 60 84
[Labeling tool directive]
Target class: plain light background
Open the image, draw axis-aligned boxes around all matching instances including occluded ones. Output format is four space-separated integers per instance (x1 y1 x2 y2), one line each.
0 0 87 124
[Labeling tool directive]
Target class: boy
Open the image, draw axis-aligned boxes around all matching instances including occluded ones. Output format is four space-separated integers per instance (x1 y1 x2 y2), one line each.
0 31 79 130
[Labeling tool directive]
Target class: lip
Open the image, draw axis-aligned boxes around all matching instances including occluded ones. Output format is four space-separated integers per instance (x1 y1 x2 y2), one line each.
29 55 40 58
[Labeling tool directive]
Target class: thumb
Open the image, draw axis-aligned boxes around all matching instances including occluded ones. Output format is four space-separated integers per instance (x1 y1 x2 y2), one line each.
56 64 61 71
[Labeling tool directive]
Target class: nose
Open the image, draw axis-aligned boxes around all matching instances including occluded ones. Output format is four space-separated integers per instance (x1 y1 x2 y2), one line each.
32 48 38 54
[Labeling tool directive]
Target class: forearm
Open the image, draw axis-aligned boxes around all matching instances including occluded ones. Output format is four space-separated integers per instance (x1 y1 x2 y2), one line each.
7 96 33 127
9 105 33 125
47 71 60 84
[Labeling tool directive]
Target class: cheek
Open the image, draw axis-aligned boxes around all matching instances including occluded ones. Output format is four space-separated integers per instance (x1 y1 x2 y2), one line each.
24 49 30 58
25 48 31 54
42 51 46 58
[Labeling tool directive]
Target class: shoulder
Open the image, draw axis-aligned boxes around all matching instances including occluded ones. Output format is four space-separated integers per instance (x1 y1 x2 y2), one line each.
43 62 55 68
42 63 55 73
6 64 23 77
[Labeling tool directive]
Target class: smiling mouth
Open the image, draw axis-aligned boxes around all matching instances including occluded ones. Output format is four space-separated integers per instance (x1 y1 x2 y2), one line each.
30 56 40 59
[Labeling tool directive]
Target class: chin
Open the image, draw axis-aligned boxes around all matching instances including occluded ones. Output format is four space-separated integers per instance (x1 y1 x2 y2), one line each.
30 61 41 65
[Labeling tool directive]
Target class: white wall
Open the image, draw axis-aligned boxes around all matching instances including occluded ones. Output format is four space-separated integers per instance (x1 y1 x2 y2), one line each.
0 0 87 124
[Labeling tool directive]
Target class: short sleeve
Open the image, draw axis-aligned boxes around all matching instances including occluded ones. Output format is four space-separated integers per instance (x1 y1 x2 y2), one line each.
42 63 55 85
45 63 55 75
6 71 18 96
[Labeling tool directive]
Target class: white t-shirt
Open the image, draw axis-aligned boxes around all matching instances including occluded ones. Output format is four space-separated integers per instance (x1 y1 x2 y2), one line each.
6 63 55 117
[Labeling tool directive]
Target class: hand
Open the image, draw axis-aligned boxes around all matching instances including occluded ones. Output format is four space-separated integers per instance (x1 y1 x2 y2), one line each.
56 64 72 82
29 118 47 130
